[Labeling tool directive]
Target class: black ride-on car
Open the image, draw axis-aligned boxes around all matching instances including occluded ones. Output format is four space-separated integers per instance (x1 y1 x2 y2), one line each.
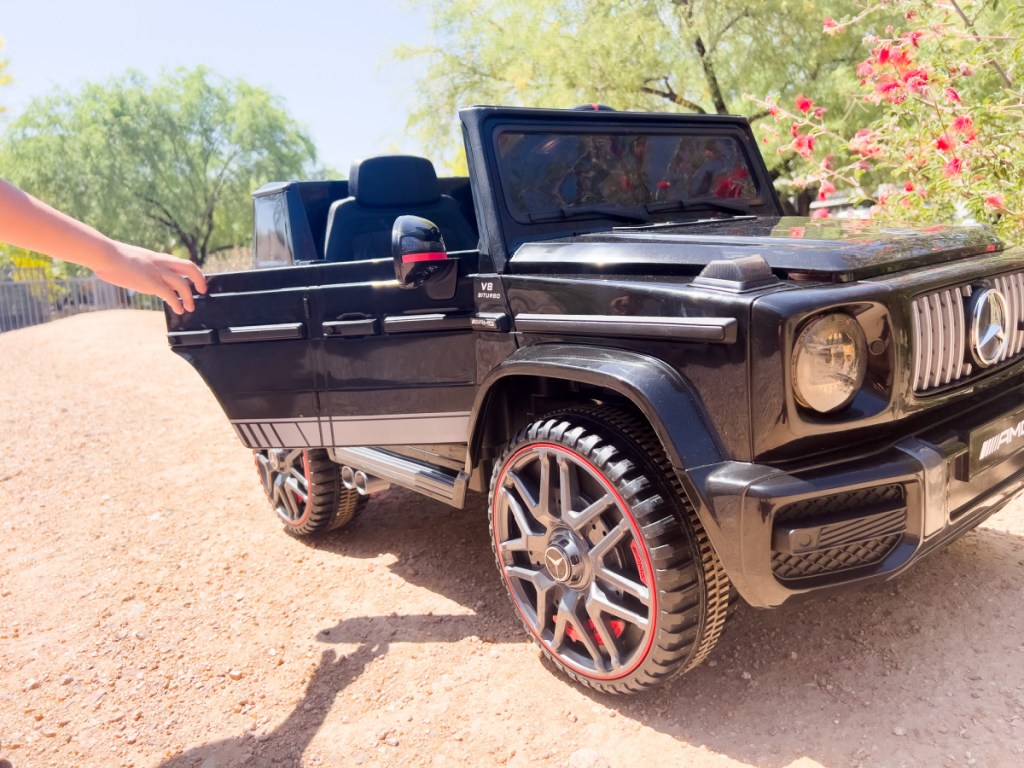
167 105 1024 694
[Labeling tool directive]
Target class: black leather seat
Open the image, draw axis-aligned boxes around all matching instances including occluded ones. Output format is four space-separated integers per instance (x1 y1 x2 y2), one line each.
323 155 477 262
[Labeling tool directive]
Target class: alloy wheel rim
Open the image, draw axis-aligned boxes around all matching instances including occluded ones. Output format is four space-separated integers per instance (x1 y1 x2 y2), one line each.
492 442 656 680
255 448 311 525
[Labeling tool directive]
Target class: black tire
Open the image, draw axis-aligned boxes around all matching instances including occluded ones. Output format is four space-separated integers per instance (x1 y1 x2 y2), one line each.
488 407 732 694
254 448 363 537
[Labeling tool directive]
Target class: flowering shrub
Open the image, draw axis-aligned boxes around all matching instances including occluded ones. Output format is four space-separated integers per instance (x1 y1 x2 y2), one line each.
757 0 1024 241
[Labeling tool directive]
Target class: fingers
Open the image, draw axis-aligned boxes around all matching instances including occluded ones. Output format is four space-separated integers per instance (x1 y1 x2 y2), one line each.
161 269 198 314
177 259 208 295
155 281 186 314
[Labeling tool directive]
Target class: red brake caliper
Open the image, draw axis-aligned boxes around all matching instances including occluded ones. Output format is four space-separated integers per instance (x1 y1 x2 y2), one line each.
562 539 648 645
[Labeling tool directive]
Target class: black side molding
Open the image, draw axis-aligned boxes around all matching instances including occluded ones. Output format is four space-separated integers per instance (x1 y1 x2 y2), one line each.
167 329 216 347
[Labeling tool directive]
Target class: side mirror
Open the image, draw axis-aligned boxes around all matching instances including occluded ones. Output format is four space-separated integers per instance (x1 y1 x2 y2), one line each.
391 215 458 299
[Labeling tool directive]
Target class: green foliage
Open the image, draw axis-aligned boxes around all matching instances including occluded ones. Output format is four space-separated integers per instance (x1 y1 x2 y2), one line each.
0 38 8 95
0 37 9 117
760 0 1024 241
0 67 318 265
400 0 896 173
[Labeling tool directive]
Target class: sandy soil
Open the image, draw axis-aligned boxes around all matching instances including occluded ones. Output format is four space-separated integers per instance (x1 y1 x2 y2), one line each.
2 310 1024 768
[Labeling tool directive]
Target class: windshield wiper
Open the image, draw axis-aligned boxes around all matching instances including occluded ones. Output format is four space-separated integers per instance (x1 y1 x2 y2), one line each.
528 205 651 224
645 196 751 216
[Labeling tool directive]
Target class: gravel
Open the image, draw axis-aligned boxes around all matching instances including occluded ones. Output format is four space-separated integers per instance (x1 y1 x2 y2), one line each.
3 311 1024 767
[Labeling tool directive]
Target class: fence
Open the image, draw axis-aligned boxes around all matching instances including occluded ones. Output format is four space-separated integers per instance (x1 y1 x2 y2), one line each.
0 267 163 333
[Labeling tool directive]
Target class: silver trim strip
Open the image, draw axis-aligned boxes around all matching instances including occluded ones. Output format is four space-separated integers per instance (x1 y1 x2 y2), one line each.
896 437 949 537
220 322 305 343
231 412 470 449
231 417 323 448
326 412 470 446
515 313 738 343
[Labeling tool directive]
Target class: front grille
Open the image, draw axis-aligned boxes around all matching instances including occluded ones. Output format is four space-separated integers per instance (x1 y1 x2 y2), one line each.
912 271 1024 394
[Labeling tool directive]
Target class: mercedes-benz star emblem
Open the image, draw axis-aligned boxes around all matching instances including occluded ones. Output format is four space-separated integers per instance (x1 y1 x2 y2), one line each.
544 546 571 583
969 287 1010 367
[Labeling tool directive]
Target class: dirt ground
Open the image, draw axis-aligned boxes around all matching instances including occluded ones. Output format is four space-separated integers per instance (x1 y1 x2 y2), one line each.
2 310 1024 768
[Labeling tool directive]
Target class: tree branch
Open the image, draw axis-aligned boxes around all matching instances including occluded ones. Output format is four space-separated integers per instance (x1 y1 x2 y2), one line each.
672 0 729 114
949 0 1013 88
641 77 707 113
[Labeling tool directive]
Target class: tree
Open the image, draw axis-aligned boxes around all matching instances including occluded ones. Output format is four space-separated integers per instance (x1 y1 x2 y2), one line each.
0 67 318 266
400 0 897 186
761 0 1024 240
0 36 9 114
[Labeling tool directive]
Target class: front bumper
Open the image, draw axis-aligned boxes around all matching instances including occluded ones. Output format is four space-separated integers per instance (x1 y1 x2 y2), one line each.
684 389 1024 608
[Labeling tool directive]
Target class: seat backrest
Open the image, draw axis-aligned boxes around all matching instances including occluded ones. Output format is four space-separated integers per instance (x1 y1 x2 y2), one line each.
324 155 477 262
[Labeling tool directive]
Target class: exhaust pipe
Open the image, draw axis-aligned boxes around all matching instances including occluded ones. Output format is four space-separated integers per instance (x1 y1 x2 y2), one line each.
354 470 390 495
340 466 390 495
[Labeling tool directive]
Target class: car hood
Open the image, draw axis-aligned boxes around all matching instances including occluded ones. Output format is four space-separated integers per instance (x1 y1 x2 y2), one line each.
508 216 1003 282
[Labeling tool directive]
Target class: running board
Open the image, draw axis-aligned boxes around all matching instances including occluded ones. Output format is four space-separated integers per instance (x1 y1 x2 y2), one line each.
328 446 469 508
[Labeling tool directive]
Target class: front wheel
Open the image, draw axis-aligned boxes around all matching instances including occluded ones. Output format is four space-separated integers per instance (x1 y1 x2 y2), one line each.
254 448 363 537
488 407 731 694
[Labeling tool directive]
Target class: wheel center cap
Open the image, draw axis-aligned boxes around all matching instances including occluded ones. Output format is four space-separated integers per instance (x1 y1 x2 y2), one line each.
271 449 291 473
544 534 585 586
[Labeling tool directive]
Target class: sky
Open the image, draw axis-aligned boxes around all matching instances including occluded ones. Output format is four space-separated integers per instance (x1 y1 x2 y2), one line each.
1 0 435 172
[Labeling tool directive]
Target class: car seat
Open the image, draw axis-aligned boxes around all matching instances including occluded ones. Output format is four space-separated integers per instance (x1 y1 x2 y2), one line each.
323 155 478 262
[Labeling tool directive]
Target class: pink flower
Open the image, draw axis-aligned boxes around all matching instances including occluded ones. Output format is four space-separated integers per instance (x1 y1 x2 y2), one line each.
819 180 837 197
943 157 964 177
944 87 961 104
936 135 953 152
890 48 914 72
905 11 917 20
788 226 806 238
850 129 881 158
823 18 843 34
856 60 874 78
813 107 826 120
768 104 780 117
792 133 815 158
874 45 892 65
811 207 831 220
951 115 976 142
904 181 915 193
902 68 929 92
795 94 814 113
874 75 905 103
903 30 925 47
985 195 1007 210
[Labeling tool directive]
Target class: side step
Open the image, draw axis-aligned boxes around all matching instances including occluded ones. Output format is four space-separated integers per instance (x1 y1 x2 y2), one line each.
328 446 469 508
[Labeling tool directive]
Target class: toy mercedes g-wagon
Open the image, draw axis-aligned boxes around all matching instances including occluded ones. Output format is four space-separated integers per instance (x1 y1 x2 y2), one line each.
167 106 1024 694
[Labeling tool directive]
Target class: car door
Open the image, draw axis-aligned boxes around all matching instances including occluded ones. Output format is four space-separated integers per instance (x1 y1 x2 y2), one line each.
165 264 324 450
310 255 478 447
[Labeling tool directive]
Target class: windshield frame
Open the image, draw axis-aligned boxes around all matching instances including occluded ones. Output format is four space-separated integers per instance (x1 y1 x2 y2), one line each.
459 106 784 269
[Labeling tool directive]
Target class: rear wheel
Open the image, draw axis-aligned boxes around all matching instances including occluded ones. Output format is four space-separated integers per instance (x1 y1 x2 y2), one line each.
254 448 363 537
488 407 731 694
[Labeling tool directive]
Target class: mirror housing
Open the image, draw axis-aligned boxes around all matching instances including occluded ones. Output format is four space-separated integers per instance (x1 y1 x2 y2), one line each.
391 215 456 292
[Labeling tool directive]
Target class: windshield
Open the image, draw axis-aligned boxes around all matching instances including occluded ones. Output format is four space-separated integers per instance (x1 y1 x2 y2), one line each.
495 130 761 222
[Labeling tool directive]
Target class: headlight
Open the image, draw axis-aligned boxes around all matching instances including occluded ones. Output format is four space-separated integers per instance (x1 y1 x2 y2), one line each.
792 313 867 413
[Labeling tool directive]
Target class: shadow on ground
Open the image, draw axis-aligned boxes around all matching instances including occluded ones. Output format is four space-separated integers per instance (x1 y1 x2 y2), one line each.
157 488 1024 767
